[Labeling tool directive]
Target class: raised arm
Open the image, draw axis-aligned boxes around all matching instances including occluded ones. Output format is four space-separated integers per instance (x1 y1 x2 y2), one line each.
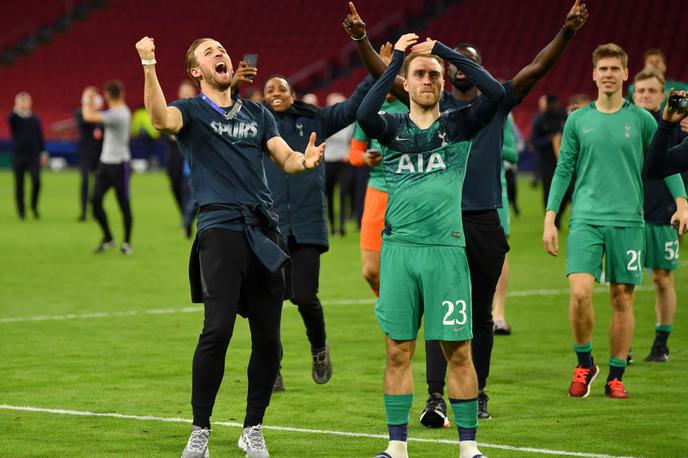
318 76 373 138
512 0 588 101
135 37 183 134
343 2 409 105
356 34 412 139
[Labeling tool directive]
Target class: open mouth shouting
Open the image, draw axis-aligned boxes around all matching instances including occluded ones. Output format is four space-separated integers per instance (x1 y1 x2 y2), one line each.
215 61 228 75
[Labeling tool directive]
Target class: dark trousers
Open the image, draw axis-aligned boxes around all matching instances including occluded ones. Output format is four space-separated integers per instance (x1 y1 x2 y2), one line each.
192 229 284 425
285 236 326 350
12 155 40 218
92 162 132 243
426 210 509 393
325 161 352 234
166 148 186 216
79 153 100 218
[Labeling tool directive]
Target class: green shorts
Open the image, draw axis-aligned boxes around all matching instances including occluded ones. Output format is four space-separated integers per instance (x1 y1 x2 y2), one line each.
497 195 510 237
376 242 472 341
644 224 680 270
566 222 645 285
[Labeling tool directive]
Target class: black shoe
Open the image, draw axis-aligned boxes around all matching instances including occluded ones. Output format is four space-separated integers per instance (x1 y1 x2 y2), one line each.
644 345 670 362
312 344 333 384
478 390 491 419
272 371 285 392
420 392 449 428
493 320 512 335
626 349 634 365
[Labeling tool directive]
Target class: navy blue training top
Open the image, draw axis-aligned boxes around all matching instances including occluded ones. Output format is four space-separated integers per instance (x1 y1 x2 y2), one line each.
644 111 686 225
170 96 280 232
439 81 520 211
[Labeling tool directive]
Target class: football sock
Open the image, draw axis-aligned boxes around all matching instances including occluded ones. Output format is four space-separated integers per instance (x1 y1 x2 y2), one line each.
450 398 478 441
574 342 593 368
653 324 672 347
193 416 210 430
607 357 627 382
384 394 413 429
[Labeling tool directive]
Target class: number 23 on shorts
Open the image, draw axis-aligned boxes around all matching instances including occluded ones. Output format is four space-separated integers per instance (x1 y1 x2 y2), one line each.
442 299 468 326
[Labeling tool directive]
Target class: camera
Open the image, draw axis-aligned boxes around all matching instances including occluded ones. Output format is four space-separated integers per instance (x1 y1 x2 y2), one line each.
668 93 688 111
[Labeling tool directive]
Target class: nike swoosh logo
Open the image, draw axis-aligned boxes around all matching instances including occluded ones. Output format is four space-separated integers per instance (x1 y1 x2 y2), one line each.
583 128 594 134
395 136 410 141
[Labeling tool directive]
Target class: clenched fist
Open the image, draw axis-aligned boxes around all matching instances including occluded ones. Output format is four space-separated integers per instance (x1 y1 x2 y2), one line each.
136 36 156 60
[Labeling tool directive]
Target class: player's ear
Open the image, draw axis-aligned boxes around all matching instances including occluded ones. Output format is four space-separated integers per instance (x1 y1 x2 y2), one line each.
623 67 629 82
191 67 202 79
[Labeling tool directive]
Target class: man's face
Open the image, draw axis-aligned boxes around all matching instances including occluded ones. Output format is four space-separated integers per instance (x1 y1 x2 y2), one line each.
645 54 667 75
404 56 444 109
191 40 233 91
592 57 628 96
632 77 664 112
264 78 294 112
448 47 480 92
15 93 32 112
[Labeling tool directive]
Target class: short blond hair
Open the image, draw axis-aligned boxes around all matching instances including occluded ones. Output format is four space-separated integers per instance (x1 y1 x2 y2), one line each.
403 53 444 78
185 38 215 88
592 43 628 68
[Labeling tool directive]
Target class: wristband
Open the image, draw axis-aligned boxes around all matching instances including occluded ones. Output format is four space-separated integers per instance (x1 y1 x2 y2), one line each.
352 32 367 42
561 27 575 39
141 58 157 66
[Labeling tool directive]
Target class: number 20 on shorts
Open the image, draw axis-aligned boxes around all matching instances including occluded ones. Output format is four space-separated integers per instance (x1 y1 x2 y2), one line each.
442 300 467 326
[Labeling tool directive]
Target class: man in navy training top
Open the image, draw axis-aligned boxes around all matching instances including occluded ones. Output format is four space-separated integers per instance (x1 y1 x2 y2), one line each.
135 36 324 458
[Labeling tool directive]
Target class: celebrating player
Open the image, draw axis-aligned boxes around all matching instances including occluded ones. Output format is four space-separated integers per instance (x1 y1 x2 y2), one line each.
357 33 505 458
135 35 324 458
543 43 688 398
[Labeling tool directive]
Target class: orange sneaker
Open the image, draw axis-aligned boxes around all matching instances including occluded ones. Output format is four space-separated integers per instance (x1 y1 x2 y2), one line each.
568 364 599 397
605 378 630 398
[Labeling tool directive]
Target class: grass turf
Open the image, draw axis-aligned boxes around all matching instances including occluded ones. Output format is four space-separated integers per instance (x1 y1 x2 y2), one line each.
0 170 685 457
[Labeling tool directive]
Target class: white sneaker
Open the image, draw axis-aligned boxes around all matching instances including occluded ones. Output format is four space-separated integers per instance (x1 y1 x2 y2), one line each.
238 424 270 457
181 428 210 458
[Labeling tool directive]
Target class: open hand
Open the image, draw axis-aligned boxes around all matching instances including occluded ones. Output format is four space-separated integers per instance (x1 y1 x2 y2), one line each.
410 38 436 55
564 0 589 32
231 61 258 90
379 42 394 65
363 150 382 166
135 36 155 60
662 89 688 123
395 33 419 53
543 213 559 256
342 2 366 40
304 132 325 169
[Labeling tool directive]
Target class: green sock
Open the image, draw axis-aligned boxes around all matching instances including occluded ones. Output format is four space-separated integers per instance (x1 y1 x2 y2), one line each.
383 394 413 425
656 324 672 333
608 356 627 381
449 398 478 430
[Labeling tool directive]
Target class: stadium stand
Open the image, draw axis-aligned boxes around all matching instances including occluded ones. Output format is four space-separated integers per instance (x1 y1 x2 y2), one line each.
1 0 687 140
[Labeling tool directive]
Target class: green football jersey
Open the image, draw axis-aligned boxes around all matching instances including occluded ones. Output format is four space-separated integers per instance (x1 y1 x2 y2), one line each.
547 100 684 227
352 99 408 193
378 112 473 247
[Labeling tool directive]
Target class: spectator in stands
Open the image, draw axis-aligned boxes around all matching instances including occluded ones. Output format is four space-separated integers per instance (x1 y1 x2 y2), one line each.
324 92 355 236
530 94 567 225
75 86 104 221
302 93 320 106
82 80 133 255
7 91 46 220
259 73 372 389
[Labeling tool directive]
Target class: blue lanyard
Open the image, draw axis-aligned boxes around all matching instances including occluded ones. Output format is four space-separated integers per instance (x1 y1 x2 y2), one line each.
199 92 242 120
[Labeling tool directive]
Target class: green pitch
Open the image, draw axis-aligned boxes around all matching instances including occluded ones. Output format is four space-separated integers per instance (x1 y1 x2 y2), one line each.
0 170 685 457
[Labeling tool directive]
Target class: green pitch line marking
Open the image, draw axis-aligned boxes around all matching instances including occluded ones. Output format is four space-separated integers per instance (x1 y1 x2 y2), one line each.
0 404 641 458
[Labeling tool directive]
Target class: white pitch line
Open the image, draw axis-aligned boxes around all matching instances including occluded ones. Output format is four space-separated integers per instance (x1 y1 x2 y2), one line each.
0 404 641 458
0 284 669 324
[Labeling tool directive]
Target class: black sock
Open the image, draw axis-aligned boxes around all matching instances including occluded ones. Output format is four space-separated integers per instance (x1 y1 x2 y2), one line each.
653 330 670 347
193 416 210 429
576 351 593 368
607 365 625 382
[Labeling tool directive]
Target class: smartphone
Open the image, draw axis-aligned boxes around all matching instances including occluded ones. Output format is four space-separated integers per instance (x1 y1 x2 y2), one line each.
243 53 258 68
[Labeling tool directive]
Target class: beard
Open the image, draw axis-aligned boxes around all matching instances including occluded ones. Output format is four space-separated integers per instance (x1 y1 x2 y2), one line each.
202 69 233 92
450 75 475 92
